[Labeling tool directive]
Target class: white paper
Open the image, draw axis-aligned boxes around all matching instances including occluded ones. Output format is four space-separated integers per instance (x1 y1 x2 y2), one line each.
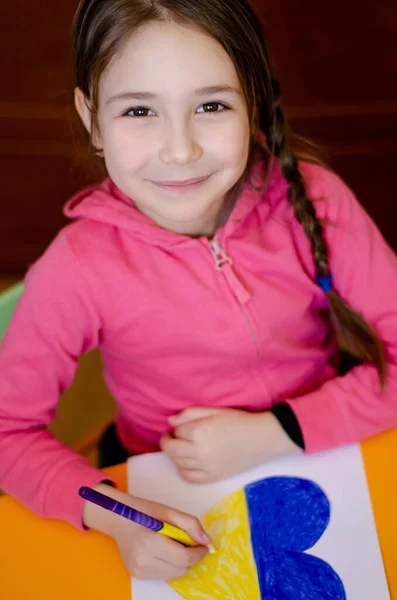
128 445 389 600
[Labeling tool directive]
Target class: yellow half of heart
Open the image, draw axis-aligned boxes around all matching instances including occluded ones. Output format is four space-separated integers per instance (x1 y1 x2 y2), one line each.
169 488 261 599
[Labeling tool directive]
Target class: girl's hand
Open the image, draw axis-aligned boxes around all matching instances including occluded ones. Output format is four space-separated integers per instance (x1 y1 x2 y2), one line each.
160 407 301 483
83 484 210 580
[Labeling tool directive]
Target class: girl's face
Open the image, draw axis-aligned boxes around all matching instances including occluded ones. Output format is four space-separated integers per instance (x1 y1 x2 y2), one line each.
77 20 250 236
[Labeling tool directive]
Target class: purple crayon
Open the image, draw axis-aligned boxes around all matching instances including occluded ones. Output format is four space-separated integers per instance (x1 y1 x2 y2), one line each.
79 486 214 550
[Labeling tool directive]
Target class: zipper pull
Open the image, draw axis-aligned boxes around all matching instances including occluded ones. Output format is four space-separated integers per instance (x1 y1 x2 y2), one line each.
211 237 233 270
210 237 252 305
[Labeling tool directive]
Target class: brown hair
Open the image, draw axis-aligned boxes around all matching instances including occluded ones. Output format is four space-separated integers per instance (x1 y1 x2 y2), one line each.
72 0 386 386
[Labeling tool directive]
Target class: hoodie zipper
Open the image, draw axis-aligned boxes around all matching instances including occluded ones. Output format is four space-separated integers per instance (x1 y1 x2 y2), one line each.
210 236 259 354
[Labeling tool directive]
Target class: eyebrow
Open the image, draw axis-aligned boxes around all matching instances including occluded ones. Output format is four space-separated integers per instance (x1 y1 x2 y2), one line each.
106 85 241 104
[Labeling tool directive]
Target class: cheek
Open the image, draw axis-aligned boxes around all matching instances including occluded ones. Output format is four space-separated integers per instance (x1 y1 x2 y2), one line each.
206 118 250 168
234 116 251 161
102 124 154 173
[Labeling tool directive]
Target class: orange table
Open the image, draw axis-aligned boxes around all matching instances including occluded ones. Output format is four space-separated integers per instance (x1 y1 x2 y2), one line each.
1 433 397 599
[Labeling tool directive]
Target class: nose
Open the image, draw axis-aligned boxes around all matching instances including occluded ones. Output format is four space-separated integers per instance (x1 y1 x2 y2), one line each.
159 120 202 165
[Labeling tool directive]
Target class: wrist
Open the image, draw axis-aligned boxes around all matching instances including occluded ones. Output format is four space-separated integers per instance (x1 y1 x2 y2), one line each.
83 482 128 536
250 411 303 461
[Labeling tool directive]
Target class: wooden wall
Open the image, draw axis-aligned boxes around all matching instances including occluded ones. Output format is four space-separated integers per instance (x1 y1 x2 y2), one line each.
1 0 396 274
261 0 397 251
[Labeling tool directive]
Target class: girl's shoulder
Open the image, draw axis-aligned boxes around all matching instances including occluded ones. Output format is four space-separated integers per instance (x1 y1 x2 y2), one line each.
262 160 365 239
263 160 362 233
298 162 360 228
264 160 378 278
294 162 390 280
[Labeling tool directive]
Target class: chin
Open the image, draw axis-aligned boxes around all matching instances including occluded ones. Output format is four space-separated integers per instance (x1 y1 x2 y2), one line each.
159 208 212 225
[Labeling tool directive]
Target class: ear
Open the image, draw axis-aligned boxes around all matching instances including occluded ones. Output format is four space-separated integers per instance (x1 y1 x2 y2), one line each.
74 87 102 150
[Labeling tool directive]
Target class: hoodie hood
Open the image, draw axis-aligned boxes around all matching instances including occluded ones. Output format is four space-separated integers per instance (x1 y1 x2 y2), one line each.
63 160 286 248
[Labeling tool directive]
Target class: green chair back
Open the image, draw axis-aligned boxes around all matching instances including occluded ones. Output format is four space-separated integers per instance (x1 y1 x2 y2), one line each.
0 282 24 341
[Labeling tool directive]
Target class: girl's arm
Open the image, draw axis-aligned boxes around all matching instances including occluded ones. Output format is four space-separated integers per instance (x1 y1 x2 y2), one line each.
287 167 397 453
0 231 112 529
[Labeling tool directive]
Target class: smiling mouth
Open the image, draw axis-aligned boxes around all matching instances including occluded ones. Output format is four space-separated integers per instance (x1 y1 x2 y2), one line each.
151 175 210 191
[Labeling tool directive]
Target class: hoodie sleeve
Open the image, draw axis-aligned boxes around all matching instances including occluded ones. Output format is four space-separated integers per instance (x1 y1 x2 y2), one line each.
0 232 114 529
288 167 397 453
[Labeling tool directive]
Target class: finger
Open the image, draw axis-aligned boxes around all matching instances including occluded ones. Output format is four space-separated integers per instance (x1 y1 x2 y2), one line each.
162 507 211 545
146 558 188 581
127 534 181 580
178 469 210 484
156 542 209 569
172 420 202 442
160 434 195 458
131 555 188 581
169 407 221 427
152 547 209 581
130 531 208 580
172 456 198 469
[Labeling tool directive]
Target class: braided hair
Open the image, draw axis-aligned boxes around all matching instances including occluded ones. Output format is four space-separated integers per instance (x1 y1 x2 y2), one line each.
266 80 387 386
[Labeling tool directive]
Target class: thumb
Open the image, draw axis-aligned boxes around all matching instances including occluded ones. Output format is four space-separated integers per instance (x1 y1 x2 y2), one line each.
169 407 221 426
165 506 211 546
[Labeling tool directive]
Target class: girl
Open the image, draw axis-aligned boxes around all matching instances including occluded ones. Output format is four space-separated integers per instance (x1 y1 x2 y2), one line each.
1 0 397 581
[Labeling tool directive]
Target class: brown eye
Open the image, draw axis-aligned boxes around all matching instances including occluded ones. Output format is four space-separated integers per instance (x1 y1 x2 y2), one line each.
197 102 228 114
124 106 155 117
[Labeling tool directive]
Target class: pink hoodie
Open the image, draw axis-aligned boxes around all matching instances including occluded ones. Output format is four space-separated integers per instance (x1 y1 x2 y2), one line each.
1 161 397 530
